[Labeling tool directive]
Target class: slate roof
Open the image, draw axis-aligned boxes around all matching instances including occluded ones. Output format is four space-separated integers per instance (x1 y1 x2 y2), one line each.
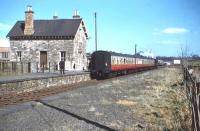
7 19 88 39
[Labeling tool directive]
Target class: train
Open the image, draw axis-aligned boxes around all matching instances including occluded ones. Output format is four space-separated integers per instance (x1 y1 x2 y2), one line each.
89 50 157 79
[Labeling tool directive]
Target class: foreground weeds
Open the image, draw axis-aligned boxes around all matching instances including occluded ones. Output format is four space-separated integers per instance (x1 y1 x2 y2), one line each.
127 68 191 130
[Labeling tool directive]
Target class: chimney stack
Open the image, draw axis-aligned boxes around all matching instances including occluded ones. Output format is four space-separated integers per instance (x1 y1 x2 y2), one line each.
73 10 80 19
24 5 34 35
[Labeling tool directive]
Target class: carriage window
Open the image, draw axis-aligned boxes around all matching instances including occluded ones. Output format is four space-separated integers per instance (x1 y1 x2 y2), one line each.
112 58 115 64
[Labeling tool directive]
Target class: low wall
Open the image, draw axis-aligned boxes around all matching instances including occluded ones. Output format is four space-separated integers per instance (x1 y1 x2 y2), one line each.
0 72 90 96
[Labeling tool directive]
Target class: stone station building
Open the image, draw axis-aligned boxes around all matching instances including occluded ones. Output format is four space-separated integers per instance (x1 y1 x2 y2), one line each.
7 6 88 72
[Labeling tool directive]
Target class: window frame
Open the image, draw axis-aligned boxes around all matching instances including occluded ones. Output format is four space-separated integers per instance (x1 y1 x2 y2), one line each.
60 51 66 61
17 51 22 61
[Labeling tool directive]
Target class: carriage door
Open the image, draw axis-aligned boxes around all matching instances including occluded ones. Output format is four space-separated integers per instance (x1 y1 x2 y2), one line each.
40 51 47 68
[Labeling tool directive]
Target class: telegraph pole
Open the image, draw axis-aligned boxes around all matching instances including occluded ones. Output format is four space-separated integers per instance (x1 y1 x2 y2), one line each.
135 44 137 66
94 12 97 51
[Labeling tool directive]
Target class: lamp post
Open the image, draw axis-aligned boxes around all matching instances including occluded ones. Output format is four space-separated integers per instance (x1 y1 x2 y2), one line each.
135 44 137 66
94 12 97 51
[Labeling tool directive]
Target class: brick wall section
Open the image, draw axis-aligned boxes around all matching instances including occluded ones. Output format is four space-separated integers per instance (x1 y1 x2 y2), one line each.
0 73 90 96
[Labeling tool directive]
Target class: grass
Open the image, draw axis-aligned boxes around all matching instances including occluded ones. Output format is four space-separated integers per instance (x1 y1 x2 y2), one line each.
129 68 191 130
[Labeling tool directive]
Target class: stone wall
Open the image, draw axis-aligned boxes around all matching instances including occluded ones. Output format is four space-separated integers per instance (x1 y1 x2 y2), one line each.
10 38 87 72
0 72 90 96
73 21 87 70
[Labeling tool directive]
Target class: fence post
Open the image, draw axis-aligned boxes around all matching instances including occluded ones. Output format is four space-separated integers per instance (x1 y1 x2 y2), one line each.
2 62 4 72
14 62 17 74
54 62 55 72
28 62 31 73
49 62 50 72
0 62 1 72
21 62 23 73
42 62 44 73
185 67 200 131
36 62 38 73
196 82 200 130
192 81 198 131
11 62 14 73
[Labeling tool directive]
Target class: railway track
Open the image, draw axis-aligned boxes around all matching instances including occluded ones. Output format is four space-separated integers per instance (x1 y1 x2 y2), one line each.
0 67 159 107
0 80 98 107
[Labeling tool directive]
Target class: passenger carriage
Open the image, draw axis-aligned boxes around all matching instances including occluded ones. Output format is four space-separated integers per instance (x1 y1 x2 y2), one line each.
90 50 156 78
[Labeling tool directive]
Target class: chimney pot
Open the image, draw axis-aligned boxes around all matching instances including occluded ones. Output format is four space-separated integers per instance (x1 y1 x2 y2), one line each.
27 5 32 11
53 12 58 19
53 15 58 19
73 9 80 19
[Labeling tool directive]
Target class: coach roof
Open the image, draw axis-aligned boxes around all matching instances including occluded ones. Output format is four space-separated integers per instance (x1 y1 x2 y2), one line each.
93 51 154 59
110 51 154 59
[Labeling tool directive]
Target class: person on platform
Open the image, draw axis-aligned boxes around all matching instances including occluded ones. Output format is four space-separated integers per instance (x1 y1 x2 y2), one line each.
59 60 65 74
73 64 76 70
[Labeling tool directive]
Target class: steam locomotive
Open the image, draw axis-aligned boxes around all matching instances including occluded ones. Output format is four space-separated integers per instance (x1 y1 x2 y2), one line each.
89 50 156 78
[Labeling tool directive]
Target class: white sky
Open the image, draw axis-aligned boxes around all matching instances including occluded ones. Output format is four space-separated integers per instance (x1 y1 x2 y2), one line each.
0 38 10 47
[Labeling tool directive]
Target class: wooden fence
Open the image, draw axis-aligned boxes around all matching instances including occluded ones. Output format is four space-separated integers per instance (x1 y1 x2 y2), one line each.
0 61 58 75
183 66 200 130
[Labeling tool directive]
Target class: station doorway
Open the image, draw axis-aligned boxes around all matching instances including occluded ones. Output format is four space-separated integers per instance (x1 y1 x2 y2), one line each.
40 51 47 68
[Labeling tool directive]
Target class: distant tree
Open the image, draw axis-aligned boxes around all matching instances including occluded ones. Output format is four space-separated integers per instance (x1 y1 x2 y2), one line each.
192 54 200 60
156 56 175 61
179 44 190 66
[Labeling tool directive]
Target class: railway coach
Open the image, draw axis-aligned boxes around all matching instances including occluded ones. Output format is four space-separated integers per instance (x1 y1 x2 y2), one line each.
89 50 156 78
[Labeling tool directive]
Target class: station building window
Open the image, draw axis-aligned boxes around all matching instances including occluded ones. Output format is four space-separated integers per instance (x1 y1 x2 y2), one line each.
61 51 66 61
2 52 8 58
17 51 21 62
